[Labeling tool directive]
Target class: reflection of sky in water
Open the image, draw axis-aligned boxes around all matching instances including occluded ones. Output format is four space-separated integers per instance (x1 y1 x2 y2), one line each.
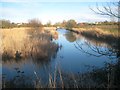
0 65 1 89
0 63 1 74
53 29 117 73
2 29 118 84
0 54 2 75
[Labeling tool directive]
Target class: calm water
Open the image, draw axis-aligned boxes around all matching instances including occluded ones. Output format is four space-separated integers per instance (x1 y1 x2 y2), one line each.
2 29 118 87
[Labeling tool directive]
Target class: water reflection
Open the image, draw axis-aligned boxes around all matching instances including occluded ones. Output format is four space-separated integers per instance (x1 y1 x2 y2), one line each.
74 41 117 59
2 68 33 88
79 31 120 59
2 28 59 62
64 31 76 42
2 28 120 88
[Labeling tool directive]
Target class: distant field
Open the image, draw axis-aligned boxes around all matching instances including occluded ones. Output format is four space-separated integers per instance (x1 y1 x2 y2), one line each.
93 25 118 35
73 24 119 38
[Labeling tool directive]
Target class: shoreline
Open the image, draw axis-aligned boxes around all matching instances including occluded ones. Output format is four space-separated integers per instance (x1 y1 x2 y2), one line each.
1 26 119 40
65 27 119 40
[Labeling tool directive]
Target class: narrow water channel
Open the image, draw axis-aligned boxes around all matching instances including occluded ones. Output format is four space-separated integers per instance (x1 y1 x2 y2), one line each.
2 28 118 88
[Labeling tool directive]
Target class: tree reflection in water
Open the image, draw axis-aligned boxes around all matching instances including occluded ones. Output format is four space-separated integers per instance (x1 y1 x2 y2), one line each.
64 31 76 42
74 34 120 88
75 33 120 59
2 28 120 88
2 28 60 88
2 28 59 63
2 68 33 88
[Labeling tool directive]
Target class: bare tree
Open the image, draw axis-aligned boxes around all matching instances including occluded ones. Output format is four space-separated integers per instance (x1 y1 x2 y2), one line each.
28 18 43 28
90 1 120 19
74 41 117 59
75 1 120 59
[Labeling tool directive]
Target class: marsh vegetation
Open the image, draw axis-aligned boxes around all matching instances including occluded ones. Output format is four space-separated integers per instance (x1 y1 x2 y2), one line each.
1 1 120 88
1 26 120 88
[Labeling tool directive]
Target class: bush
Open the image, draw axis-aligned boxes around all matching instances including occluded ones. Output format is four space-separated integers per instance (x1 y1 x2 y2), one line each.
28 18 43 28
0 20 11 28
65 19 77 30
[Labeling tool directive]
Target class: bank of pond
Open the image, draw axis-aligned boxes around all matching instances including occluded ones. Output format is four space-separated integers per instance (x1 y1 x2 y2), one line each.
1 28 120 88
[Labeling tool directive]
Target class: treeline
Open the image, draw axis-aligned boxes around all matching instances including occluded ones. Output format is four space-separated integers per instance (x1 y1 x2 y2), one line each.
45 19 118 30
0 19 43 29
0 20 17 28
0 19 28 29
0 19 118 29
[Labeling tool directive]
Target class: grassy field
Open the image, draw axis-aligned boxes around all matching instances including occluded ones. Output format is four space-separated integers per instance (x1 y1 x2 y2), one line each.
72 25 119 38
0 27 58 60
0 28 29 55
1 26 120 88
0 25 118 56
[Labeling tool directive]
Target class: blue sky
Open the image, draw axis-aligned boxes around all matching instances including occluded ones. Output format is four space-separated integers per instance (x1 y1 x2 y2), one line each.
0 0 118 24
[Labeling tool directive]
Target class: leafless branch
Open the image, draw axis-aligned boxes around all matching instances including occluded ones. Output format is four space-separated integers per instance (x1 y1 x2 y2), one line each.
90 1 120 19
74 41 116 59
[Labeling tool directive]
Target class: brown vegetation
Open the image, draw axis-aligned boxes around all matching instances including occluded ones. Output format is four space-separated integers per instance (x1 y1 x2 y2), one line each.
1 27 58 61
73 25 119 38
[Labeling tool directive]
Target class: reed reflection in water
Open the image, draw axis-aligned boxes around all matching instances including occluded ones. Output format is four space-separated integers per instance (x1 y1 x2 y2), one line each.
1 28 120 88
2 28 59 62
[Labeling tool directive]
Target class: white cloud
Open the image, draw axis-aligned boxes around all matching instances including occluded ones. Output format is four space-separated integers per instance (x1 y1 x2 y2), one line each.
0 6 110 24
80 14 109 22
1 1 114 23
38 12 110 24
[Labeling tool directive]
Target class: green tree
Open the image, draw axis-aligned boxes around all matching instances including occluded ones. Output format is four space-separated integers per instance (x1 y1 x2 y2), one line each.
46 21 52 27
54 22 62 27
65 19 77 30
64 31 76 42
61 20 67 27
0 20 11 28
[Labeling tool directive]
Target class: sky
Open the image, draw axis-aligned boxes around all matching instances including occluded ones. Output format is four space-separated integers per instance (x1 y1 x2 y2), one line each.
0 0 118 24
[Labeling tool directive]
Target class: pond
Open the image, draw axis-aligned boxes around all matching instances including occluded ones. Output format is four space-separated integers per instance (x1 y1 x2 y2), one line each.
2 28 119 88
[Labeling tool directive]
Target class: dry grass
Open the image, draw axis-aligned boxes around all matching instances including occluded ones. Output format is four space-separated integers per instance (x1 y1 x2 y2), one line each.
1 27 58 61
2 63 118 88
73 25 119 38
1 27 119 88
0 28 28 56
44 27 56 30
